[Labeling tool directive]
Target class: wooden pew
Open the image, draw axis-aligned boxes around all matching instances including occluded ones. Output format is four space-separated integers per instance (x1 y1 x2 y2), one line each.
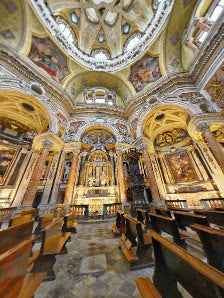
31 218 71 281
148 213 186 248
34 213 54 235
111 209 125 236
21 208 39 221
194 210 224 228
137 208 151 230
154 207 172 218
172 211 209 245
191 224 224 273
0 240 47 298
8 214 33 227
136 230 224 298
118 215 154 270
0 220 34 254
63 212 79 233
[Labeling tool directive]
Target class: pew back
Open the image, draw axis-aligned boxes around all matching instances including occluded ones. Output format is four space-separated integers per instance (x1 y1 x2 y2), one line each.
194 210 224 227
21 208 39 219
35 213 54 234
148 230 224 298
0 240 33 298
191 224 224 272
173 211 209 230
148 213 185 247
136 208 151 230
0 220 34 255
8 214 33 227
154 207 172 218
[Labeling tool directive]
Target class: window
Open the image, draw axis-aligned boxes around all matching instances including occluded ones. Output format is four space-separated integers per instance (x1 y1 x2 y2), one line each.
124 33 141 52
57 19 77 44
92 49 110 60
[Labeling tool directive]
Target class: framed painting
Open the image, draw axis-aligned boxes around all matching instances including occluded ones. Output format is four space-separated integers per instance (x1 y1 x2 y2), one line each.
166 151 197 183
0 144 17 185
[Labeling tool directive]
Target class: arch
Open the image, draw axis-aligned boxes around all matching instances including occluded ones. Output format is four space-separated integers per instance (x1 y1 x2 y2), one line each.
139 104 191 141
0 90 51 133
77 124 118 142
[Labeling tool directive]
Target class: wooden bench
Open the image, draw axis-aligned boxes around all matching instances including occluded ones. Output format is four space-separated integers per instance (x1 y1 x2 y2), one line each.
31 218 71 281
137 208 151 230
194 210 224 228
191 224 224 273
34 213 54 235
154 207 172 218
0 220 47 297
148 213 186 248
8 214 33 227
0 239 47 298
111 209 125 236
172 211 209 246
21 208 39 221
63 212 79 233
136 230 224 298
54 204 67 219
118 214 154 270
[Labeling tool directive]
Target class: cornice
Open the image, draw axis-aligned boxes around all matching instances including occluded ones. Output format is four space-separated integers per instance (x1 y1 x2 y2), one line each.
72 103 126 118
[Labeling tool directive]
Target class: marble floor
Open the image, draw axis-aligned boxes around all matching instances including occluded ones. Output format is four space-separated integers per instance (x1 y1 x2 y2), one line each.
34 220 203 298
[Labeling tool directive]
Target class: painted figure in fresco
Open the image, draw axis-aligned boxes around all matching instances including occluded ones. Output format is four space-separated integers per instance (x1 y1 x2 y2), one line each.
28 37 69 83
129 55 162 91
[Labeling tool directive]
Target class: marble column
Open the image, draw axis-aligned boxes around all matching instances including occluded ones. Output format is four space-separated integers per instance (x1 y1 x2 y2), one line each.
78 153 87 185
22 141 52 206
110 153 115 185
202 127 224 170
116 150 126 202
143 150 161 201
64 150 79 204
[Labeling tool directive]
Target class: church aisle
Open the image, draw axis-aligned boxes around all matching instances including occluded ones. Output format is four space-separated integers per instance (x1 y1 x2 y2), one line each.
34 221 154 298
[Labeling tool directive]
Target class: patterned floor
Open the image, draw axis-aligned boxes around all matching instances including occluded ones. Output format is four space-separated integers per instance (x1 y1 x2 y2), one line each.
34 220 154 298
34 220 202 297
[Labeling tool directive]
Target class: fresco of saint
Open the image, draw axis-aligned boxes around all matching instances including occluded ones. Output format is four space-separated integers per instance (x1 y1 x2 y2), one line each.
129 54 162 92
28 36 69 83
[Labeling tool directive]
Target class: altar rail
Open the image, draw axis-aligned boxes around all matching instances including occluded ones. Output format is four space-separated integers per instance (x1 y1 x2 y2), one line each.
0 207 16 221
70 205 89 219
103 203 122 219
200 198 224 210
165 199 189 211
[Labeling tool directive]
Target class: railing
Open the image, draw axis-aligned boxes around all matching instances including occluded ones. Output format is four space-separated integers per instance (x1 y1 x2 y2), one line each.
70 205 89 219
103 203 122 219
200 198 224 210
165 199 189 211
0 207 17 222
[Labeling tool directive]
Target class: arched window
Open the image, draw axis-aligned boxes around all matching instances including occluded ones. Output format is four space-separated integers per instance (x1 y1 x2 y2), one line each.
124 33 141 52
57 19 77 44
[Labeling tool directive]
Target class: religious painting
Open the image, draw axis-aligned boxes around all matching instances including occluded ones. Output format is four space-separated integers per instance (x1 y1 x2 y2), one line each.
82 130 115 145
28 36 69 83
166 151 197 183
0 29 15 39
1 0 18 14
0 144 17 185
129 54 162 92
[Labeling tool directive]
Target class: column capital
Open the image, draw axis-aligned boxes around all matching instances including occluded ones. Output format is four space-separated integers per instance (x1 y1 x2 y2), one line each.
63 142 81 153
132 137 155 154
188 113 224 141
115 143 130 153
32 132 64 152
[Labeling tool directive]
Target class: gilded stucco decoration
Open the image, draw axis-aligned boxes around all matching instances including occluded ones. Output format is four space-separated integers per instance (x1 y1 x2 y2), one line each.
0 143 18 185
143 105 190 142
82 129 116 145
205 62 224 108
28 36 70 83
129 54 162 92
0 0 24 49
154 128 187 148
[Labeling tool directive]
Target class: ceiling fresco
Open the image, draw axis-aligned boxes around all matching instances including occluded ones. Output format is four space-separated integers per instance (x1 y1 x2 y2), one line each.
0 0 24 49
65 71 134 101
128 54 162 92
28 36 70 83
